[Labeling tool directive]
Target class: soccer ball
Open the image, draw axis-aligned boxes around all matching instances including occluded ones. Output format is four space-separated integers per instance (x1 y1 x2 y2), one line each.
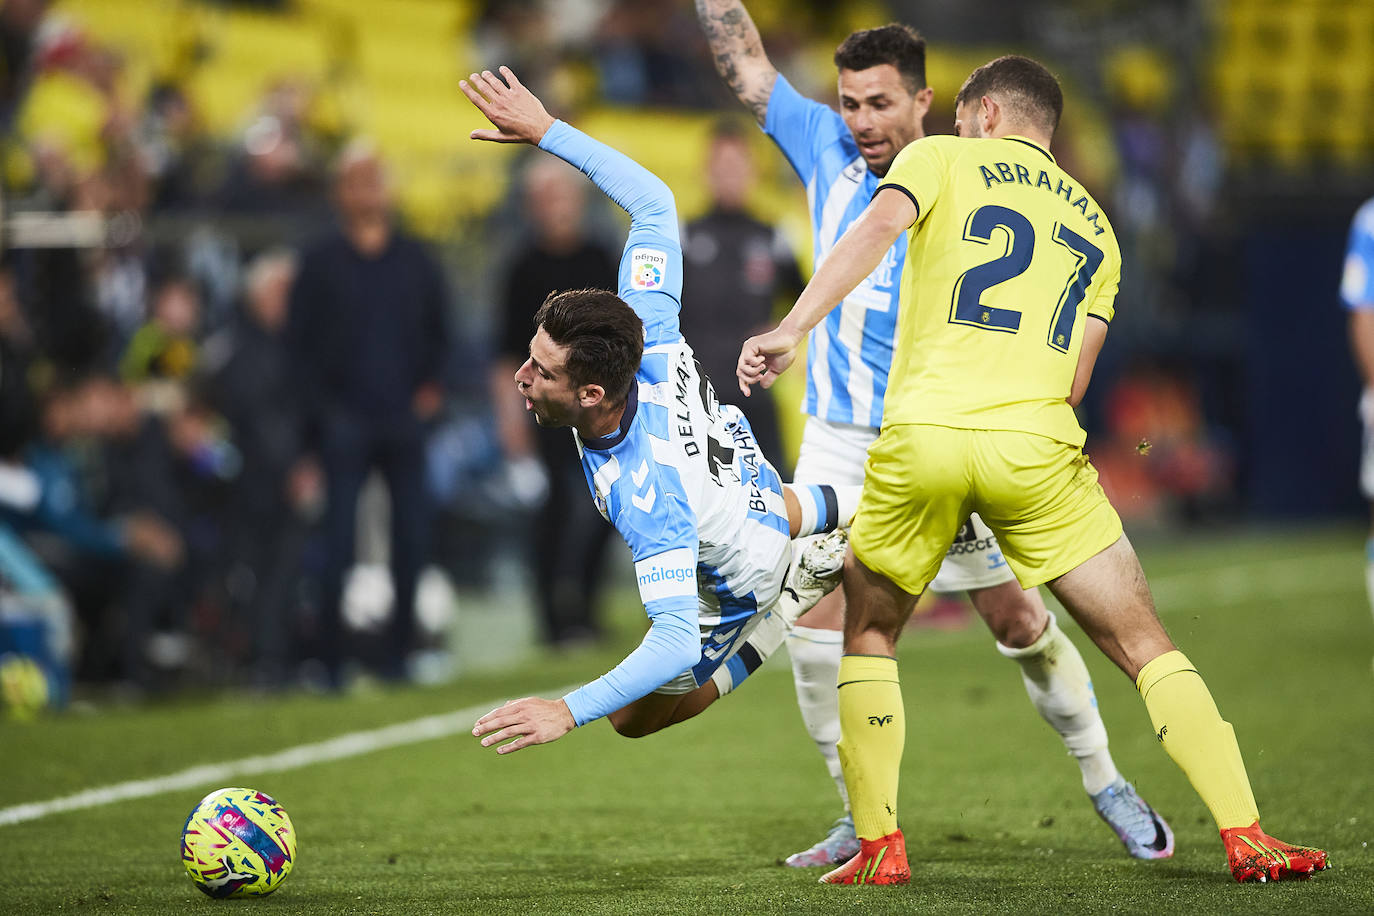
180 787 297 898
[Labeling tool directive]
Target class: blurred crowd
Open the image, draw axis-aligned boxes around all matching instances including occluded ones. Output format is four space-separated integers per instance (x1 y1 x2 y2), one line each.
0 0 1244 707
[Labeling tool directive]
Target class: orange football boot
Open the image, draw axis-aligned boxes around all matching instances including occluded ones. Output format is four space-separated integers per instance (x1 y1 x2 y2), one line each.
1221 821 1329 883
819 828 910 885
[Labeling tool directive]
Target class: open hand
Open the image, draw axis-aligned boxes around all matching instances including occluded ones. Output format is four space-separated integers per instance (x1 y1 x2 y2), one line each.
736 325 803 397
472 696 575 754
460 66 555 145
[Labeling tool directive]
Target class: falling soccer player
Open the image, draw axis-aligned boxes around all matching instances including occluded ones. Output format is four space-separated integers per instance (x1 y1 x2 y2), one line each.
461 67 858 753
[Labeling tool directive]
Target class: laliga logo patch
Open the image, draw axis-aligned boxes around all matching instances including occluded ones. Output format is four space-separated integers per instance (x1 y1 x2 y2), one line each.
631 248 667 290
634 262 662 289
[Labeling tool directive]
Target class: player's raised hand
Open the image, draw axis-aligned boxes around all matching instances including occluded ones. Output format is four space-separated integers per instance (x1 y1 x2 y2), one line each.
472 696 575 754
737 325 802 397
460 65 555 145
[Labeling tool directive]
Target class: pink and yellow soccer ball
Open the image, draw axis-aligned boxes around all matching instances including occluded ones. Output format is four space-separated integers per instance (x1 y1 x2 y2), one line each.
180 787 297 898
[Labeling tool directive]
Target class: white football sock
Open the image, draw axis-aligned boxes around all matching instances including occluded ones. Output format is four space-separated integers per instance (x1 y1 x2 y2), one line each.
996 612 1118 795
790 484 863 536
788 625 849 810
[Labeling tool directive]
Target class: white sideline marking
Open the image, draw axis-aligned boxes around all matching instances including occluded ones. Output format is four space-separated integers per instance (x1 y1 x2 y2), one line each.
0 693 559 828
1 548 1359 829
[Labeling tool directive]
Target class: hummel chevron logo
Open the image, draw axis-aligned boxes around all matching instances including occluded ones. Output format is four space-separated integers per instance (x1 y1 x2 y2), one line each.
631 459 650 489
630 459 655 512
631 487 656 513
1156 725 1167 742
868 715 893 727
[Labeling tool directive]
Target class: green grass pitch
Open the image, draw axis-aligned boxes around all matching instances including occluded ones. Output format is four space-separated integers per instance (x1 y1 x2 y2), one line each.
2 526 1372 915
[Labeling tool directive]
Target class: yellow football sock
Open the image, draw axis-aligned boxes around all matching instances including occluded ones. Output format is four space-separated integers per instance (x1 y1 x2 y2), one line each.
836 655 903 840
1136 650 1260 830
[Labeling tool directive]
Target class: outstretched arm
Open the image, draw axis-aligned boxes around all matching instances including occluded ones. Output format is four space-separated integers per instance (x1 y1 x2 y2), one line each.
462 66 676 241
695 0 778 125
737 187 917 395
472 604 699 755
464 65 682 341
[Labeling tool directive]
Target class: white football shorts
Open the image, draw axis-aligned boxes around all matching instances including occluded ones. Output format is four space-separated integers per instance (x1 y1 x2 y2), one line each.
792 416 1017 593
653 588 782 696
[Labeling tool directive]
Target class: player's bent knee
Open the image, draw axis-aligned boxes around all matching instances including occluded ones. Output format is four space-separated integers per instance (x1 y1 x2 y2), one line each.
607 701 677 739
969 583 1047 648
607 711 656 739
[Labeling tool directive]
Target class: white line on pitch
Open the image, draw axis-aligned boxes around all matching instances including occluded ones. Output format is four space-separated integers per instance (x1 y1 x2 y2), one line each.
2 548 1359 829
0 691 570 828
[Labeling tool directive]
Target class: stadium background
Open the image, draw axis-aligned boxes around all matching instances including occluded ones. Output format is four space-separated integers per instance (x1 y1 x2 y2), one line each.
0 0 1364 683
0 0 1367 692
1 1 1372 913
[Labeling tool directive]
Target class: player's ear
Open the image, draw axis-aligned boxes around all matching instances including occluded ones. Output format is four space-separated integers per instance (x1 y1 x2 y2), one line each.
578 383 606 409
913 85 934 115
980 95 999 133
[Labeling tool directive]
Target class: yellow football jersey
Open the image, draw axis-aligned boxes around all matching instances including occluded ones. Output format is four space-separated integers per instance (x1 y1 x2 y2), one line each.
878 134 1121 446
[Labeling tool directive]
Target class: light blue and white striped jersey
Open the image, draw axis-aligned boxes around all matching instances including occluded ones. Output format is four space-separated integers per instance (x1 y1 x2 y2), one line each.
764 74 906 429
538 121 792 727
1342 197 1374 311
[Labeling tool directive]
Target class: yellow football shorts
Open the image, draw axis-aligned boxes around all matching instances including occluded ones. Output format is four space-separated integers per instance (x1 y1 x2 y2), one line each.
849 424 1123 595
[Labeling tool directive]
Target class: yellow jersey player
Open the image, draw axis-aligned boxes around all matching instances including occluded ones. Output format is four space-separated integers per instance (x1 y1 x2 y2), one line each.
738 55 1328 887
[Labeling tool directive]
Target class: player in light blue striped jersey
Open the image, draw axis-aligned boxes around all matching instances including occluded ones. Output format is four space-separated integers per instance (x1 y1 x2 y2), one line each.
698 0 1171 867
461 67 859 754
1342 196 1374 635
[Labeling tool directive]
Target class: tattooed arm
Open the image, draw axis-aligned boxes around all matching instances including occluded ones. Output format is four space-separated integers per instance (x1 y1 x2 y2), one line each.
695 0 778 125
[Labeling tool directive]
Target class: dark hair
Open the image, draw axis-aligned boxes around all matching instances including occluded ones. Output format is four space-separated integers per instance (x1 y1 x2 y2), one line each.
534 288 644 403
833 24 927 94
955 55 1064 133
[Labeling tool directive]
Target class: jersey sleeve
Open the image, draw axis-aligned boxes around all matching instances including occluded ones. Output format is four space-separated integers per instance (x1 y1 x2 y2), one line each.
560 455 701 726
1086 252 1120 325
538 119 683 346
1342 200 1374 311
877 135 957 226
763 73 848 185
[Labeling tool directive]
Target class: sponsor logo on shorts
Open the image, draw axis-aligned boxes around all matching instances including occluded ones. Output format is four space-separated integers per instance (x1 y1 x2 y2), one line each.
946 536 998 556
631 248 667 290
868 714 894 727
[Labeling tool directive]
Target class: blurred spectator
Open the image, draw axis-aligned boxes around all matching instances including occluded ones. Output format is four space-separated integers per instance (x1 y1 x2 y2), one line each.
215 80 332 240
492 156 617 647
1091 365 1233 525
595 0 713 107
136 82 218 211
473 0 554 88
680 120 802 475
2 375 184 685
0 266 39 458
119 274 201 384
287 140 449 685
201 249 314 685
8 138 111 372
1341 197 1374 627
0 0 50 130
